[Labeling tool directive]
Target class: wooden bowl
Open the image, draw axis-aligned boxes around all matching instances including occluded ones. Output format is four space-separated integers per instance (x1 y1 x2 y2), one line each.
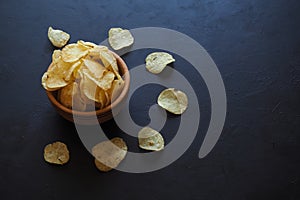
46 51 130 125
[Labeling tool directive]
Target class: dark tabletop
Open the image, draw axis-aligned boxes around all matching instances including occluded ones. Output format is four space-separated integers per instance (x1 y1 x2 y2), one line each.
0 0 300 199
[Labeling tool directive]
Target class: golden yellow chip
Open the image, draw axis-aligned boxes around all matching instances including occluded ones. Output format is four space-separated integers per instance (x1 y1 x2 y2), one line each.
92 137 127 172
138 127 164 151
157 88 188 115
108 28 134 50
99 50 122 80
83 59 106 79
44 141 70 165
48 27 70 48
41 71 68 91
52 50 62 63
80 70 100 102
61 43 90 63
71 82 87 111
145 52 175 74
97 88 108 109
83 70 115 91
108 79 125 102
58 82 77 108
64 61 82 81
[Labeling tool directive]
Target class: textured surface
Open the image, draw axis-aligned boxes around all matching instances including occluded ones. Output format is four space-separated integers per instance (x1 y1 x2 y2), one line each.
0 0 300 199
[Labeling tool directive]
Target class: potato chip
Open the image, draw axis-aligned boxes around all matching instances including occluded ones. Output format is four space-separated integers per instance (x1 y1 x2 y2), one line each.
97 88 108 109
157 88 188 115
58 82 76 108
71 82 87 111
80 70 100 102
108 28 134 50
145 52 175 74
99 49 122 80
138 127 164 151
108 79 125 102
52 50 62 63
41 71 68 91
48 27 70 48
83 70 115 91
61 43 90 63
64 61 82 81
92 137 127 172
44 141 70 165
83 59 106 79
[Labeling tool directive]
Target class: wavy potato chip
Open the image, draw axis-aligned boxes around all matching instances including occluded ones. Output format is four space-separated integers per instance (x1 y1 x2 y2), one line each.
92 137 127 172
145 52 175 74
61 42 90 63
58 82 77 108
83 59 106 79
138 127 164 151
41 71 68 91
108 79 125 102
44 141 70 165
157 88 188 115
108 28 134 50
80 70 100 102
48 27 70 48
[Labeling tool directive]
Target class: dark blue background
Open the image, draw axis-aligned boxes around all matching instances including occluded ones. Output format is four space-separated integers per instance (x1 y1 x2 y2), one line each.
0 0 299 199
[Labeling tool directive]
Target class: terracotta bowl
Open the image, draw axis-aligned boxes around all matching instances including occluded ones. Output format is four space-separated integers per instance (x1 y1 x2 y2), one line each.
46 51 130 125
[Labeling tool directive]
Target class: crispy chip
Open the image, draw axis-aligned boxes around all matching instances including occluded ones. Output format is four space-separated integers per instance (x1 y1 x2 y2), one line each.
145 52 175 74
48 27 70 48
41 71 68 91
96 88 108 109
157 88 188 115
138 127 164 151
108 79 125 102
99 50 122 80
58 82 77 108
44 141 70 165
52 50 62 63
80 69 100 102
64 61 82 81
61 42 90 63
83 59 106 79
108 28 134 50
83 70 115 91
92 137 127 172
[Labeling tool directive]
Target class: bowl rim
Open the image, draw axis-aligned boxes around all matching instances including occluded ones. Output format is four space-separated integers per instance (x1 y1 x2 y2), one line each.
46 51 130 117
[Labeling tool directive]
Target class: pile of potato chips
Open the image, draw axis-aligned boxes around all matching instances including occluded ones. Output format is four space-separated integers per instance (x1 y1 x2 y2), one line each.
43 26 192 172
42 40 124 111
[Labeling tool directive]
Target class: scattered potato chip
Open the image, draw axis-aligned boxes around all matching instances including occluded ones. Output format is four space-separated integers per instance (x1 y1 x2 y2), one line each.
138 127 164 151
92 137 127 172
157 88 188 115
145 52 175 74
108 28 134 50
44 141 70 165
48 27 70 48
